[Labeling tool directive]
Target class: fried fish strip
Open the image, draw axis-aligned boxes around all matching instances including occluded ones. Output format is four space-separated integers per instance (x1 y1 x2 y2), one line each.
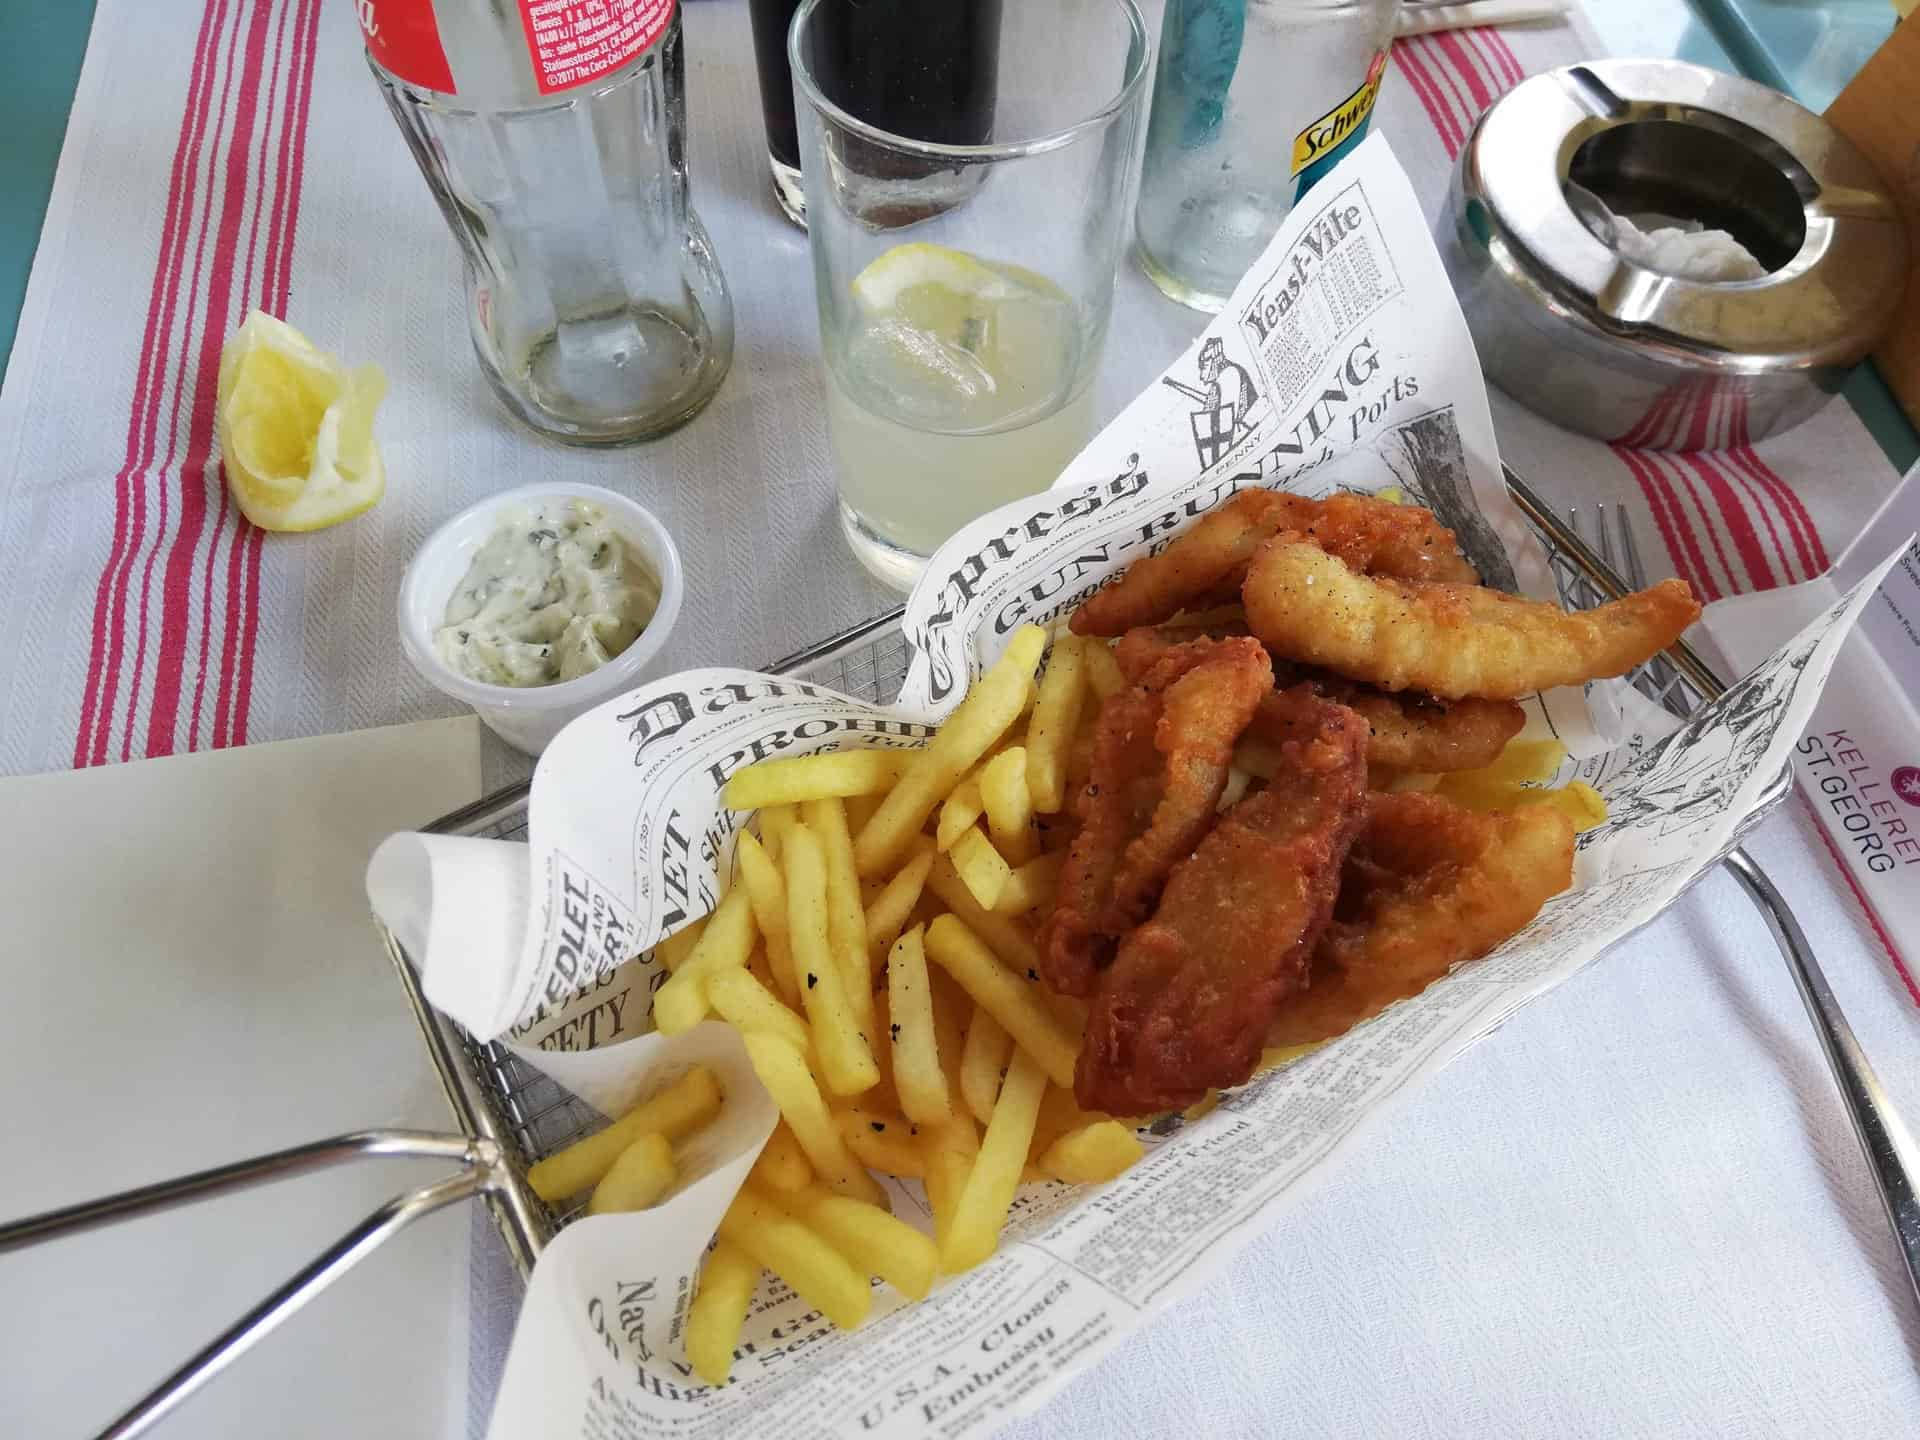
1076 691 1370 1114
1040 636 1272 998
1248 681 1524 775
1117 624 1526 774
1267 791 1575 1049
1071 489 1478 637
1244 539 1701 700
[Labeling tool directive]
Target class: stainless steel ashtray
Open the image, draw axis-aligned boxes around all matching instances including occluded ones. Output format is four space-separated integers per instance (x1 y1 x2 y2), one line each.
1441 59 1907 450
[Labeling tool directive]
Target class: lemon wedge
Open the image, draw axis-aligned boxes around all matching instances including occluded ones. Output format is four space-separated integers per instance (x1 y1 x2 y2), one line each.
216 310 387 532
846 242 1074 420
851 241 1019 335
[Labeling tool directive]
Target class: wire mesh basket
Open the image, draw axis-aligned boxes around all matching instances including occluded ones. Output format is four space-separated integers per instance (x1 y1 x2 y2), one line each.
12 469 1912 1439
390 466 1740 1278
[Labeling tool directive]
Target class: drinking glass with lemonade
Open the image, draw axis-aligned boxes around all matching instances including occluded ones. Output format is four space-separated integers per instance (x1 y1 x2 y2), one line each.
790 0 1150 590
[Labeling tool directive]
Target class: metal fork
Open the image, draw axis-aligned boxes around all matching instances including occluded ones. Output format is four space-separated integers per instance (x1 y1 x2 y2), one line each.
1563 498 1920 1315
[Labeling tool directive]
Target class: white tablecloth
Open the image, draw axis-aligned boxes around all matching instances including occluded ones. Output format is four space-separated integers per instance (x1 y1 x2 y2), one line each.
3 2 1915 1435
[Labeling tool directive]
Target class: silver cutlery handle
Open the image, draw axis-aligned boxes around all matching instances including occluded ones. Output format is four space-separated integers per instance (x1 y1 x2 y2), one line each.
1725 848 1920 1310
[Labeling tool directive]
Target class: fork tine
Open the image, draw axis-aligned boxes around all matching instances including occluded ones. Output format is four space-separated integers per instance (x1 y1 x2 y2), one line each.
1616 506 1649 589
1595 502 1617 573
1611 504 1697 716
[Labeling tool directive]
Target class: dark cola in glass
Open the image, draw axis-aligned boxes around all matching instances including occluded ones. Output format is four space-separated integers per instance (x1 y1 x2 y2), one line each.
748 0 1003 226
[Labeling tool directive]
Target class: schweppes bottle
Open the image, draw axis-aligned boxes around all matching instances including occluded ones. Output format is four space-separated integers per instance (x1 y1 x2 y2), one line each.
1135 0 1398 314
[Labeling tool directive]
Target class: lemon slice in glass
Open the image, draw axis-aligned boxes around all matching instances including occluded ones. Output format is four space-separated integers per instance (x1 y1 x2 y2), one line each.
216 310 387 532
848 243 1074 424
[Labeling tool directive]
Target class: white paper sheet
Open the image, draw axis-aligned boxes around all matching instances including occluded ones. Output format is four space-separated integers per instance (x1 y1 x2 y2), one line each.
1 715 482 1438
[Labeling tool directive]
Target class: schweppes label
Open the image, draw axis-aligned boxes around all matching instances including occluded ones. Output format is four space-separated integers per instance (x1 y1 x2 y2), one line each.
1289 49 1389 198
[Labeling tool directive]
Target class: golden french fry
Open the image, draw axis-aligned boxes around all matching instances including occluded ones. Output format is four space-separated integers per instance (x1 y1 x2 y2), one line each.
734 830 799 1006
740 1033 884 1205
854 625 1048 878
863 839 936 970
936 775 986 853
1039 1120 1142 1185
586 1132 676 1214
785 1184 940 1301
747 947 778 994
844 790 883 834
1435 738 1570 811
802 797 874 1029
864 981 901 1117
929 968 971 1107
750 1121 814 1193
653 885 758 1034
1027 1082 1100 1164
927 856 1042 979
708 967 813 1054
925 914 1078 1090
687 1240 759 1386
723 749 917 809
1385 770 1443 793
719 1188 871 1330
782 822 880 1095
886 925 954 1126
837 1108 925 1177
1512 779 1609 831
948 826 1013 910
979 746 1037 864
1025 637 1086 814
942 1047 1047 1272
958 1005 1011 1126
527 1066 721 1203
759 804 796 863
1081 639 1127 700
921 1113 979 1252
993 851 1063 916
653 915 708 974
1255 1041 1323 1076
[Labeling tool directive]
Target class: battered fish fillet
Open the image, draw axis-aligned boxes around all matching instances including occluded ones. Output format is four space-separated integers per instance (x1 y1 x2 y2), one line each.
1076 691 1370 1114
1113 621 1250 683
1244 538 1701 700
1266 792 1576 1049
1071 489 1478 637
1117 624 1526 773
1041 637 1273 998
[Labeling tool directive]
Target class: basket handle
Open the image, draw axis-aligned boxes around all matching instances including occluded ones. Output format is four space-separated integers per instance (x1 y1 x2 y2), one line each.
0 1129 508 1439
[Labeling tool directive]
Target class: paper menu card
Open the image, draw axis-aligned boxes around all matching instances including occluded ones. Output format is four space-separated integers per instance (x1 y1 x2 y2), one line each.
0 715 482 1439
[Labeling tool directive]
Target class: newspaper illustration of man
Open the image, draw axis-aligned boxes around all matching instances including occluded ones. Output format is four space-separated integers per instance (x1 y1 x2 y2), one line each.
1163 336 1261 469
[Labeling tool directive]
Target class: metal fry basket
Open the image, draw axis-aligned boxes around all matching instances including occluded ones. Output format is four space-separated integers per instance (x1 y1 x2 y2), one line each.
7 470 1913 1440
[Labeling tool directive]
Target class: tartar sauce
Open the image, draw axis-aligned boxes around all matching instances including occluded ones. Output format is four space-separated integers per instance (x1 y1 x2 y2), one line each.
435 501 660 687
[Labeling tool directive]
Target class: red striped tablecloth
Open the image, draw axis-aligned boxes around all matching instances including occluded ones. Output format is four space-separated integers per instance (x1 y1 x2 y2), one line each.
5 8 1917 1440
0 1 1898 781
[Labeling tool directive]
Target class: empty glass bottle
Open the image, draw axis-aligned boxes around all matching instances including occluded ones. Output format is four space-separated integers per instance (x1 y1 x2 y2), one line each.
362 0 734 446
1135 0 1397 312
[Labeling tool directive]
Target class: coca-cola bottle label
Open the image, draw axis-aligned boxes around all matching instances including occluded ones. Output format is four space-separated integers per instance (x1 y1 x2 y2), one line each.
357 0 456 92
516 0 678 95
357 0 678 97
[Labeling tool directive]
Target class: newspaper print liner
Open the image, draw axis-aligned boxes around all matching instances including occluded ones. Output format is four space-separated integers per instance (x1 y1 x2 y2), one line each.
363 133 1908 1437
469 562 1899 1440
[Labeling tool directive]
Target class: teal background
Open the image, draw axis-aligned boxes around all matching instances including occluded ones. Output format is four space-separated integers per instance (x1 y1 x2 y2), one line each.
1 1 98 384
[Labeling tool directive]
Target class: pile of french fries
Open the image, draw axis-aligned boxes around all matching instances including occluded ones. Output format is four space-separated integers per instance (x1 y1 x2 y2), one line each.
521 619 1612 1389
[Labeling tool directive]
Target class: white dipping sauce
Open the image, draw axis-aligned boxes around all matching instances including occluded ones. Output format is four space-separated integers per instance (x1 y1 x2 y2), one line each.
435 500 660 687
